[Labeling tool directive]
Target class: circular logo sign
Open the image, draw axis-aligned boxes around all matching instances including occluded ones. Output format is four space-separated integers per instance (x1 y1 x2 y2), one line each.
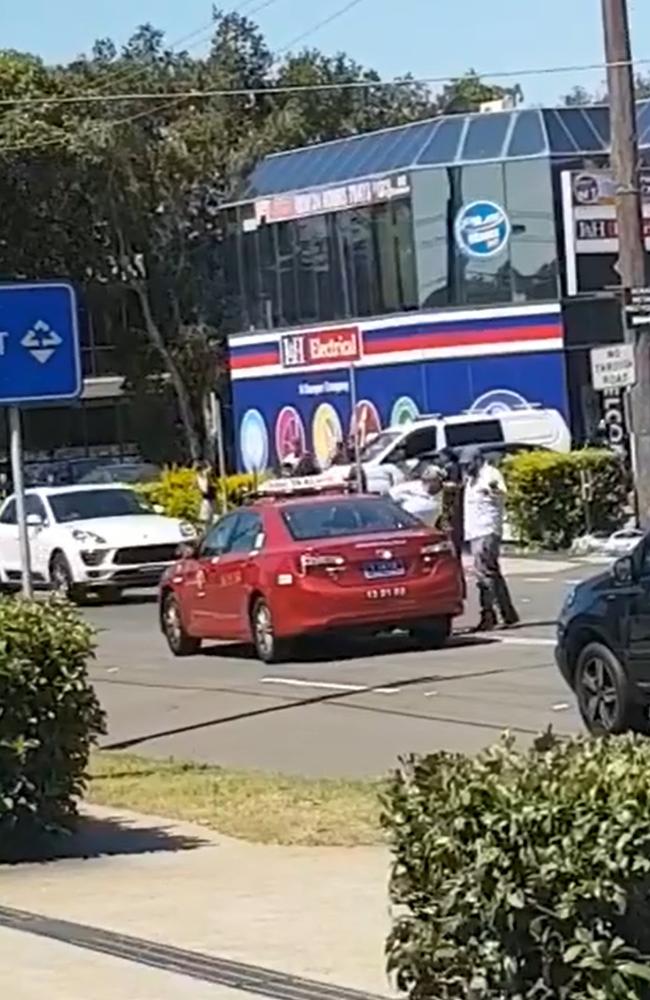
312 403 343 467
390 396 419 426
455 201 511 259
275 406 306 462
573 173 600 205
469 389 530 415
240 409 269 473
351 400 382 448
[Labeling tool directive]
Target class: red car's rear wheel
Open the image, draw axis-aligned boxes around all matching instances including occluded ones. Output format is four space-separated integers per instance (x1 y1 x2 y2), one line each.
251 597 291 664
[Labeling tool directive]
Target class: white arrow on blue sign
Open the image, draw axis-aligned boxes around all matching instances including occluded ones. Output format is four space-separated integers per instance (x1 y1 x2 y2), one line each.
0 282 81 406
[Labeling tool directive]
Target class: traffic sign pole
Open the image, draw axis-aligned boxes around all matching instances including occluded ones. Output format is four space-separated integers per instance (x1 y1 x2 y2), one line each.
9 407 32 598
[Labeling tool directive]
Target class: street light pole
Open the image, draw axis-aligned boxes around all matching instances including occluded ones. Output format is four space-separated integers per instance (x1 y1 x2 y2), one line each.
601 0 650 523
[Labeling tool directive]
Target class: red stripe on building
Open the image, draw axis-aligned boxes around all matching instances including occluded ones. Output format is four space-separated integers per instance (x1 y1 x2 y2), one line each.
230 351 279 370
362 323 563 355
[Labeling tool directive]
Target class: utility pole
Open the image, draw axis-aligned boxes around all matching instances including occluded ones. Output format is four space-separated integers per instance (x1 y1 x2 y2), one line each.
601 0 650 523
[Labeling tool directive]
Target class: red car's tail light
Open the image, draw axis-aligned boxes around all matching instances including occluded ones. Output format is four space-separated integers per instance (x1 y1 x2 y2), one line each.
420 540 454 563
299 553 346 574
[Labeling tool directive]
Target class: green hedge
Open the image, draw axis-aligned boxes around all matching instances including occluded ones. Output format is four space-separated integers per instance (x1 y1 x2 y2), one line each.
502 449 630 550
383 733 650 1000
139 467 259 522
0 599 105 856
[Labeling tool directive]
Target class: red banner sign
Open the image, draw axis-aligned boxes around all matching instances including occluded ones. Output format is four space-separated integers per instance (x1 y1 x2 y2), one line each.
255 175 410 225
281 326 361 368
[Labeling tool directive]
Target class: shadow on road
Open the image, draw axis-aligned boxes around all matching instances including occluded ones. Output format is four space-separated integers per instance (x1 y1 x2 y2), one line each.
0 812 207 865
202 631 496 665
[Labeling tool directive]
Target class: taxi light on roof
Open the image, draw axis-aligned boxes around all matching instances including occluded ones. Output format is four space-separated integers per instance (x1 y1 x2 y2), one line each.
257 475 347 499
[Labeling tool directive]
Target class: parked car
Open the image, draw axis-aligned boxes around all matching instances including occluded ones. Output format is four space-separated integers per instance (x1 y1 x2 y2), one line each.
0 484 195 602
159 482 464 662
78 462 160 485
556 539 650 735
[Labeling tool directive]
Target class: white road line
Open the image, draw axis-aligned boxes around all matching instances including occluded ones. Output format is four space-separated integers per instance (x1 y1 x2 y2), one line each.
261 677 402 695
522 577 553 584
497 636 556 647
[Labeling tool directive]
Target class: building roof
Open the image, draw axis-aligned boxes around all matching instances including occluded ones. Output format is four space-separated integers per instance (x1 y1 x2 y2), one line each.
243 102 650 199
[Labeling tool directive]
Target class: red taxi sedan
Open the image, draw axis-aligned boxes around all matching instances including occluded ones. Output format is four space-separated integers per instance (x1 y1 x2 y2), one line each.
159 487 464 663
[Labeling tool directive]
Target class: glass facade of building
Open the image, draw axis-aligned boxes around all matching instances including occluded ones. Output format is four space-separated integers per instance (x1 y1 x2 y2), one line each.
221 103 650 335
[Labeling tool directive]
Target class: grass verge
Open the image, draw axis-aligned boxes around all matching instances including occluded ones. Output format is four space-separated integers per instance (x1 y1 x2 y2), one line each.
88 752 383 847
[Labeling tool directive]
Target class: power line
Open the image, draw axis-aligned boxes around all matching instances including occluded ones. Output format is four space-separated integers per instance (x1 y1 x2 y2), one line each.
0 0 285 156
277 0 367 55
0 56 648 109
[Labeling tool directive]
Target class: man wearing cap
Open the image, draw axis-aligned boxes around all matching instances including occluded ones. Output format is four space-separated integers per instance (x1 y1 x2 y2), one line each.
462 446 518 631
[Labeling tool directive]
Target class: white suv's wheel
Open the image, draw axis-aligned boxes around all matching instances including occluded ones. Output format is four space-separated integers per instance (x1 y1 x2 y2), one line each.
50 553 85 603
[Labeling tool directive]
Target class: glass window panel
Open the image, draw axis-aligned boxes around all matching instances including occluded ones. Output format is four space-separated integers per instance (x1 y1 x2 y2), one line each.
393 199 418 310
452 163 512 307
637 100 650 136
368 121 434 172
411 168 453 308
346 207 377 317
556 108 604 151
505 160 555 241
372 203 400 313
583 106 610 145
543 110 579 153
257 224 280 327
507 110 547 157
306 141 357 187
276 221 300 326
337 132 397 180
461 113 510 161
417 117 465 165
354 124 414 174
294 217 321 324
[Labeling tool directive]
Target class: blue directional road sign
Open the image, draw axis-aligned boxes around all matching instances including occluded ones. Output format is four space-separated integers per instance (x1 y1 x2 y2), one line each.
0 282 81 406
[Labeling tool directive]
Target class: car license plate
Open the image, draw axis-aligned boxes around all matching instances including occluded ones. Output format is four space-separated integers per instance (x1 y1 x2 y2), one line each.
366 586 407 600
363 559 405 580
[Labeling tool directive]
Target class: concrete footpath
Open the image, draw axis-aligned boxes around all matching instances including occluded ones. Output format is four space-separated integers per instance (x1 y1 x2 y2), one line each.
0 805 393 1000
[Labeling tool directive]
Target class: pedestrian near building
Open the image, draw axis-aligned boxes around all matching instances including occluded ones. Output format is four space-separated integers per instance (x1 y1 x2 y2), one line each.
462 446 518 632
196 460 216 530
389 463 444 528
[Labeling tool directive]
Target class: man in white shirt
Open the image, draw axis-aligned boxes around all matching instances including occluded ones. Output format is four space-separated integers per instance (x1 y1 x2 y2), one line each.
462 447 518 631
390 464 444 528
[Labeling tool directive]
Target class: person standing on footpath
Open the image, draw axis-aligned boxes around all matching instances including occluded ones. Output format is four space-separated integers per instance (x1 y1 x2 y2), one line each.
462 446 518 631
196 460 216 530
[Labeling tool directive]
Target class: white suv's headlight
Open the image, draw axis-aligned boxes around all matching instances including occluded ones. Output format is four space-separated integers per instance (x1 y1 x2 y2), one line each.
72 528 106 546
180 521 196 539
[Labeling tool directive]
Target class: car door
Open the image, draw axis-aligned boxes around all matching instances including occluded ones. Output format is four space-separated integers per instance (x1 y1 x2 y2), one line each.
207 511 265 638
625 541 650 675
0 498 19 578
24 494 51 583
187 514 238 636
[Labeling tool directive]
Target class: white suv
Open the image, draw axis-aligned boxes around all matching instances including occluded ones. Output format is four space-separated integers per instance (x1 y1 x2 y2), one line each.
324 407 571 493
0 484 195 602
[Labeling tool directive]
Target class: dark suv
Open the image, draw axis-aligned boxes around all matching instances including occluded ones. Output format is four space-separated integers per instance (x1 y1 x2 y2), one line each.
556 540 650 735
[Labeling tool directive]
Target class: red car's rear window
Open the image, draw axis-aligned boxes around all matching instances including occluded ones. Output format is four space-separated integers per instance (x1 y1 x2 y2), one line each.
281 498 421 541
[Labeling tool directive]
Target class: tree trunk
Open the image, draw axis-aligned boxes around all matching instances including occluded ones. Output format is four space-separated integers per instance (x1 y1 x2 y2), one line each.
132 281 201 463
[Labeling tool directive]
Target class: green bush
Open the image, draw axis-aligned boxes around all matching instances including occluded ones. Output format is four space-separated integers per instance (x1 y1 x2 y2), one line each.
502 449 630 550
383 733 650 1000
138 466 260 522
0 599 105 854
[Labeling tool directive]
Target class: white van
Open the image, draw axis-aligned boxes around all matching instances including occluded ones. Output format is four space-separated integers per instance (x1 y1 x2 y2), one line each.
325 407 570 493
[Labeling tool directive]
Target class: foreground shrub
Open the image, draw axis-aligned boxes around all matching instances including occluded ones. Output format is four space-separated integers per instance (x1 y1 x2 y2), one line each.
502 448 630 550
384 734 650 1000
139 466 259 522
0 599 105 853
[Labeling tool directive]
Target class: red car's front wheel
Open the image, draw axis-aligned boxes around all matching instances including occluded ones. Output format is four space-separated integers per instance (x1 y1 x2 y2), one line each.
162 591 201 658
